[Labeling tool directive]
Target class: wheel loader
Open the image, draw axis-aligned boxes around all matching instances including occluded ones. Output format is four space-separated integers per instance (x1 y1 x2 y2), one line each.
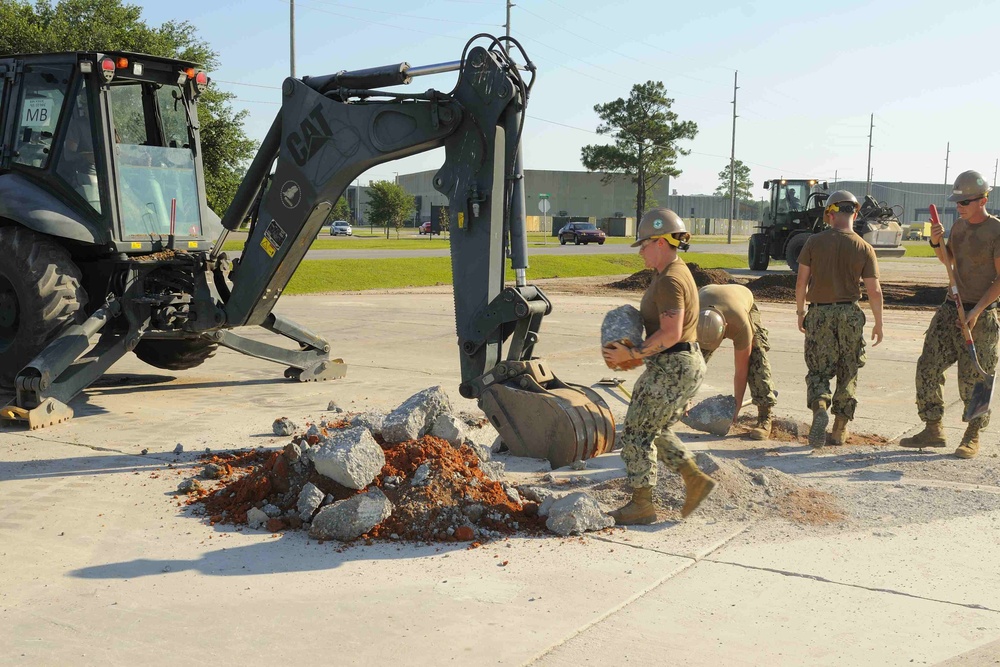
747 178 905 273
0 36 613 468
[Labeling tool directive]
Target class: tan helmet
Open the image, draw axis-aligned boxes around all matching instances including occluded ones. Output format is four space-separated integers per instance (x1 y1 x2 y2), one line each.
948 170 991 202
631 207 689 248
825 190 859 214
697 307 726 350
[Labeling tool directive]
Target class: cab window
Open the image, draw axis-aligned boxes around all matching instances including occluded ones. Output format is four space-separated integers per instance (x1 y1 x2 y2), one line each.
12 64 72 169
55 78 101 214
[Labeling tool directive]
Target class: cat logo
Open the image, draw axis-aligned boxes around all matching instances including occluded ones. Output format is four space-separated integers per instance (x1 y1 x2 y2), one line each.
280 180 301 209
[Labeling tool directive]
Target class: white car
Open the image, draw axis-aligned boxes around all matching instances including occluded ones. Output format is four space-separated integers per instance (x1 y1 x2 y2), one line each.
329 220 352 236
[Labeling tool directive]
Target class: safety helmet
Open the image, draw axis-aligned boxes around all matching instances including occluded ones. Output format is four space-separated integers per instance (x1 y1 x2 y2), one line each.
948 170 991 202
697 307 726 350
631 207 690 248
825 190 859 214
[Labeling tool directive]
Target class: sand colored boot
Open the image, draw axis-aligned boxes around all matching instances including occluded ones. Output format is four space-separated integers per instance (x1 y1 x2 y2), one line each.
828 415 850 446
955 423 981 459
899 421 947 449
748 405 773 441
608 486 656 525
809 399 830 449
678 459 716 518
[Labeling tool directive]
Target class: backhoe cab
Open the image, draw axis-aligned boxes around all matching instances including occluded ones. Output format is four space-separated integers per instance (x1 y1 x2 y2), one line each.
0 38 613 469
747 178 904 273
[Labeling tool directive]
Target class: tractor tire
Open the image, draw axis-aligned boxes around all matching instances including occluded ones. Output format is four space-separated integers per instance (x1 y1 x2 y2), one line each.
785 233 810 274
0 226 88 390
133 338 219 371
748 233 770 271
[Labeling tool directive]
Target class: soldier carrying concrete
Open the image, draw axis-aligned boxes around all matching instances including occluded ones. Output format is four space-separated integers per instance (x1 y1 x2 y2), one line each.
900 170 1000 458
697 284 778 439
795 190 885 448
602 208 717 524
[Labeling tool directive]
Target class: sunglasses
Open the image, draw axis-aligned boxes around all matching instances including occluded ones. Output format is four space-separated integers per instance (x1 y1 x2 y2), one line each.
957 197 984 206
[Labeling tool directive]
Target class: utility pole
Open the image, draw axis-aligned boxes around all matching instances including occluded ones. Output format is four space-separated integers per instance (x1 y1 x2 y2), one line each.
943 142 951 214
992 158 998 211
834 170 838 188
290 0 296 78
727 70 738 245
505 0 514 38
865 113 874 197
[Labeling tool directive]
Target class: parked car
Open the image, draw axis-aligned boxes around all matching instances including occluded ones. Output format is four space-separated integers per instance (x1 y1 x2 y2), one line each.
419 221 441 235
329 220 352 236
558 222 606 245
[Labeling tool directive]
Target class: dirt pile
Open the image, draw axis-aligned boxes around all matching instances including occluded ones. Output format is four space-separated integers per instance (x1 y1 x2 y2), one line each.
607 262 734 292
744 274 947 309
590 453 845 525
744 273 797 302
186 425 545 544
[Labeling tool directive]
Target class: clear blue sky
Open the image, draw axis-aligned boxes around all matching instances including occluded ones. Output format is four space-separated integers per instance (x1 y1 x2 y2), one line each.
139 0 1000 199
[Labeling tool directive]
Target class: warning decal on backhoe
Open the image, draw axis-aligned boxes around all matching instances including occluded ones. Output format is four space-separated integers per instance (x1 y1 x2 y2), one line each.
261 220 287 258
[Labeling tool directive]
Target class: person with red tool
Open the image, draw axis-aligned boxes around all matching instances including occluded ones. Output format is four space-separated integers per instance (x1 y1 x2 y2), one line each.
900 171 1000 458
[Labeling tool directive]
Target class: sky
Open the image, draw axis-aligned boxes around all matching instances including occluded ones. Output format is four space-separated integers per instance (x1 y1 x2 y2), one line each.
137 0 1000 197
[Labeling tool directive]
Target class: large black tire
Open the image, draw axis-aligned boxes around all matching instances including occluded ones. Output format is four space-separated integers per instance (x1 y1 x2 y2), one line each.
574 236 581 245
560 237 566 245
133 338 219 371
748 233 770 271
0 227 88 389
785 233 810 274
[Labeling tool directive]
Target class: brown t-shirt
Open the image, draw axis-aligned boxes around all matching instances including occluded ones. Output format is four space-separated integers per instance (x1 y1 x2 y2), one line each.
640 258 699 343
947 215 1000 304
698 284 755 351
798 228 879 303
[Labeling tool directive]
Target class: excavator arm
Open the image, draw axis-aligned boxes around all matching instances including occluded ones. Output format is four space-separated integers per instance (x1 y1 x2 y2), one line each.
219 35 614 466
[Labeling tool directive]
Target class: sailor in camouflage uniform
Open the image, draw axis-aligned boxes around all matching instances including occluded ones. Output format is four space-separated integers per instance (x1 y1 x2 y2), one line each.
900 171 1000 458
795 191 885 448
602 208 716 524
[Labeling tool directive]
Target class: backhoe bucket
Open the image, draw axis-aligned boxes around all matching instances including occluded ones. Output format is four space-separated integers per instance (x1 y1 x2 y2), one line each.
480 374 615 469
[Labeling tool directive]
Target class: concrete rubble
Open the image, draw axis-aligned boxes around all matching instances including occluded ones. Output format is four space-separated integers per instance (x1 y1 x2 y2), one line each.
381 385 453 443
544 492 615 536
430 413 466 446
246 507 269 530
309 488 394 541
296 482 325 521
349 410 386 436
601 304 644 348
682 394 736 436
272 417 297 436
312 426 386 490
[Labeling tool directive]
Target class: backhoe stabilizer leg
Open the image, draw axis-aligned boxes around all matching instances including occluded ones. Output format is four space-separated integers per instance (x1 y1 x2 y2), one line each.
208 329 346 382
471 360 616 469
0 398 74 430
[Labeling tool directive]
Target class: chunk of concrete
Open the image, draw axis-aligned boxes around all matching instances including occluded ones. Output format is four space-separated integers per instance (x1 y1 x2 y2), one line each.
246 507 269 530
349 410 386 437
309 488 394 541
545 492 614 535
381 386 453 444
272 417 297 436
411 462 431 486
681 394 736 437
297 482 325 520
601 304 645 348
431 414 467 446
312 427 386 490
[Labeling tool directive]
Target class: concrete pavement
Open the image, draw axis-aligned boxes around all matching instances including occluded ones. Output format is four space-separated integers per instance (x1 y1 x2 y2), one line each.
2 289 998 665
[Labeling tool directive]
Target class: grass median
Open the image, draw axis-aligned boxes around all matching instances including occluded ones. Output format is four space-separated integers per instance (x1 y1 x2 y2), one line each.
283 252 747 295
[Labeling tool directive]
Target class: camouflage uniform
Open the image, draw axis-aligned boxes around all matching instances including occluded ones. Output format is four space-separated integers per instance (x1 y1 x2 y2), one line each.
620 350 705 489
702 304 777 408
803 303 867 419
915 301 999 429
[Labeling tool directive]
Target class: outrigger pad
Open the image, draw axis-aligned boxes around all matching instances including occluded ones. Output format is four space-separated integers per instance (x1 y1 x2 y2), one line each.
284 359 348 382
0 398 74 430
480 375 615 469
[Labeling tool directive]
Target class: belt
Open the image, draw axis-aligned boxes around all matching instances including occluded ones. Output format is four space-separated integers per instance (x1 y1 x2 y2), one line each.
945 298 997 311
809 301 858 308
659 341 699 355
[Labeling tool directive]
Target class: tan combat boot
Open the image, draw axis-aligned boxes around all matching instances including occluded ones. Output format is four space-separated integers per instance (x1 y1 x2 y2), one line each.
609 486 656 525
829 415 850 446
809 399 830 449
748 405 773 441
899 421 947 449
678 459 716 518
955 423 981 459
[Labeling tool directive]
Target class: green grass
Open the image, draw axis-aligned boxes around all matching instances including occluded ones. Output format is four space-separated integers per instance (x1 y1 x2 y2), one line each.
282 253 746 295
900 241 936 258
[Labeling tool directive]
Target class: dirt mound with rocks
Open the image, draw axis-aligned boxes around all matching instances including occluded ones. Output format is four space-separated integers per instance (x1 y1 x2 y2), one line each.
744 274 946 310
744 273 797 302
590 452 845 525
185 422 544 544
607 262 735 292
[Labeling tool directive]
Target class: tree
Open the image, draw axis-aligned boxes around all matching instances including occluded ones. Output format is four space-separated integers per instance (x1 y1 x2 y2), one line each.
714 159 753 201
331 196 351 221
581 81 697 224
0 0 257 214
365 180 414 239
437 205 450 235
